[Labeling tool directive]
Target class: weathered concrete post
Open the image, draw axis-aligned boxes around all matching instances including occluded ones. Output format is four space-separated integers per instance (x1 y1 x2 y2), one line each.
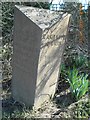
12 5 71 109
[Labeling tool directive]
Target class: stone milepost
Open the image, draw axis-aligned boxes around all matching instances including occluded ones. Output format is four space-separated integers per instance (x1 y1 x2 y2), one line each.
12 5 71 109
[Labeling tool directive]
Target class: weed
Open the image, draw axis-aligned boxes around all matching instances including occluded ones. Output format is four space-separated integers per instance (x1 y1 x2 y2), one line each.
67 67 88 101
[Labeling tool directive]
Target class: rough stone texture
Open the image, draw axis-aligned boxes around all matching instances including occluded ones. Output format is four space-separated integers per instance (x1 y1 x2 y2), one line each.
12 5 71 109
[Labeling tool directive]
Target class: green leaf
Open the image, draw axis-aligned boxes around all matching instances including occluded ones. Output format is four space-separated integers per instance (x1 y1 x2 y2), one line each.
67 67 88 101
77 80 88 99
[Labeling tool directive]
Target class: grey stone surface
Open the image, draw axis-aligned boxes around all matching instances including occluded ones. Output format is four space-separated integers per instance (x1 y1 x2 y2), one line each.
12 5 71 109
